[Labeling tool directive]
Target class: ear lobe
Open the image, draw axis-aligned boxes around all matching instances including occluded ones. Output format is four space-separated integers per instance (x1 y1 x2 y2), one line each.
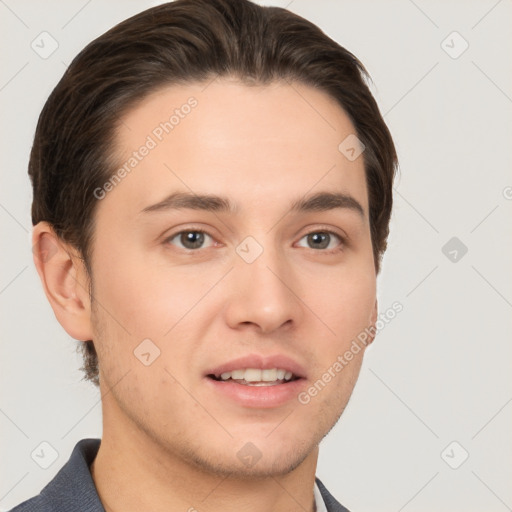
32 222 94 341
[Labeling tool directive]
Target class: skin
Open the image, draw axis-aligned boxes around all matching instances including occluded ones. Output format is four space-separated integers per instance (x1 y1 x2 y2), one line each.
33 78 378 512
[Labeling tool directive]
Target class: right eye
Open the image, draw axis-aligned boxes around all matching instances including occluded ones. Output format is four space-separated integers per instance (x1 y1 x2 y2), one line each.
164 230 215 250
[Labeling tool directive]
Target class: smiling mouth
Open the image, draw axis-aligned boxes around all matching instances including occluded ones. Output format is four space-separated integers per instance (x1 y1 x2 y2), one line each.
207 368 301 386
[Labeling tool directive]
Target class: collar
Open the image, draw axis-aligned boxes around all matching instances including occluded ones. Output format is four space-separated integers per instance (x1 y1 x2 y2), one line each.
313 480 329 512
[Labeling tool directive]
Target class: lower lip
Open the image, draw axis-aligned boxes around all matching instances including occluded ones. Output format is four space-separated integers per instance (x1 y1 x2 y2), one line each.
205 377 306 408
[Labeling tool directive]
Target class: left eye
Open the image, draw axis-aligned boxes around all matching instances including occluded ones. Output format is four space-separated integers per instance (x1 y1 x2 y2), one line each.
296 231 342 251
166 230 214 250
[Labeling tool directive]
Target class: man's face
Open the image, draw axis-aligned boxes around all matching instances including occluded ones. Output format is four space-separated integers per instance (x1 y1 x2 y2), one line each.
87 79 377 476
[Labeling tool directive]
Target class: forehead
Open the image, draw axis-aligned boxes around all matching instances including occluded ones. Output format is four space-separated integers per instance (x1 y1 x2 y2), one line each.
102 79 368 220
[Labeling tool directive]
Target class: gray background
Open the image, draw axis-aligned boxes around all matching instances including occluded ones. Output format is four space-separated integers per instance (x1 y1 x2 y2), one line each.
1 1 511 510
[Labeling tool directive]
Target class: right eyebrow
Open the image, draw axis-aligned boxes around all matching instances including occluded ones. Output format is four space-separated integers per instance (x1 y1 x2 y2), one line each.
140 191 237 215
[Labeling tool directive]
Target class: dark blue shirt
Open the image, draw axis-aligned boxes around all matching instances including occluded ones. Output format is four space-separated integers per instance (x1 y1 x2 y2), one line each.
9 439 350 512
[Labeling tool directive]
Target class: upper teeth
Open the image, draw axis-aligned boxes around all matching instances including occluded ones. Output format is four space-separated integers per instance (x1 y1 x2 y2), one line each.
219 368 294 382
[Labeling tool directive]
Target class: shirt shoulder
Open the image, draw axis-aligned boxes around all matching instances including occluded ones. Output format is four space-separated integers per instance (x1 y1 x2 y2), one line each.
8 494 50 512
7 439 104 512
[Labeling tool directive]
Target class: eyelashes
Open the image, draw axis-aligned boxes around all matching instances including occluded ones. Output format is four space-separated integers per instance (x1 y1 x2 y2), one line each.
165 229 216 250
295 231 343 252
164 227 345 254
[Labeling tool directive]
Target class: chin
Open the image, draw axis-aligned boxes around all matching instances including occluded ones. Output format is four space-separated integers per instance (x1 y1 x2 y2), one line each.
236 454 312 480
186 440 315 479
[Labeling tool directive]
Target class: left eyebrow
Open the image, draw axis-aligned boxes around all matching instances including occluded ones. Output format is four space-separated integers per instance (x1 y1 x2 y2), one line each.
139 190 365 218
290 192 365 218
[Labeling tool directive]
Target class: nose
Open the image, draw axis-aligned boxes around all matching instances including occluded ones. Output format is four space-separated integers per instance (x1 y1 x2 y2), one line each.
223 244 303 335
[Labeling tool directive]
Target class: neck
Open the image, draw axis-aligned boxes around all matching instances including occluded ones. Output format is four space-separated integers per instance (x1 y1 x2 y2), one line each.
91 408 319 512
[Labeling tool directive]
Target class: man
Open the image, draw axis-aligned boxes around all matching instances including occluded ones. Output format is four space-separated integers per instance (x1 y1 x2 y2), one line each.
12 0 397 510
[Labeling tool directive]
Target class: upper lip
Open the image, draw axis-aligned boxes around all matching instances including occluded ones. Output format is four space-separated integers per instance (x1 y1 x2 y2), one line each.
206 353 307 379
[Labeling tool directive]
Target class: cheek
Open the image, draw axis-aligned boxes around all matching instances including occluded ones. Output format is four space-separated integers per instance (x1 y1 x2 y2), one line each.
92 242 205 337
90 245 226 388
305 265 376 340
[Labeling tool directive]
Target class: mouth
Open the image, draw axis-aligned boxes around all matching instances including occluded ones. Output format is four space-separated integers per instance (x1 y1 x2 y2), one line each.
207 368 302 386
204 354 307 408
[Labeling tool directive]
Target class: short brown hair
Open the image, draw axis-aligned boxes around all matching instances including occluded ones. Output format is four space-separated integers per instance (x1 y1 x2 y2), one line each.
29 0 398 386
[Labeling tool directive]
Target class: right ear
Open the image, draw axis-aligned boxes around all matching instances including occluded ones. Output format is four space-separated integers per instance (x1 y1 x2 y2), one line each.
32 221 94 342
